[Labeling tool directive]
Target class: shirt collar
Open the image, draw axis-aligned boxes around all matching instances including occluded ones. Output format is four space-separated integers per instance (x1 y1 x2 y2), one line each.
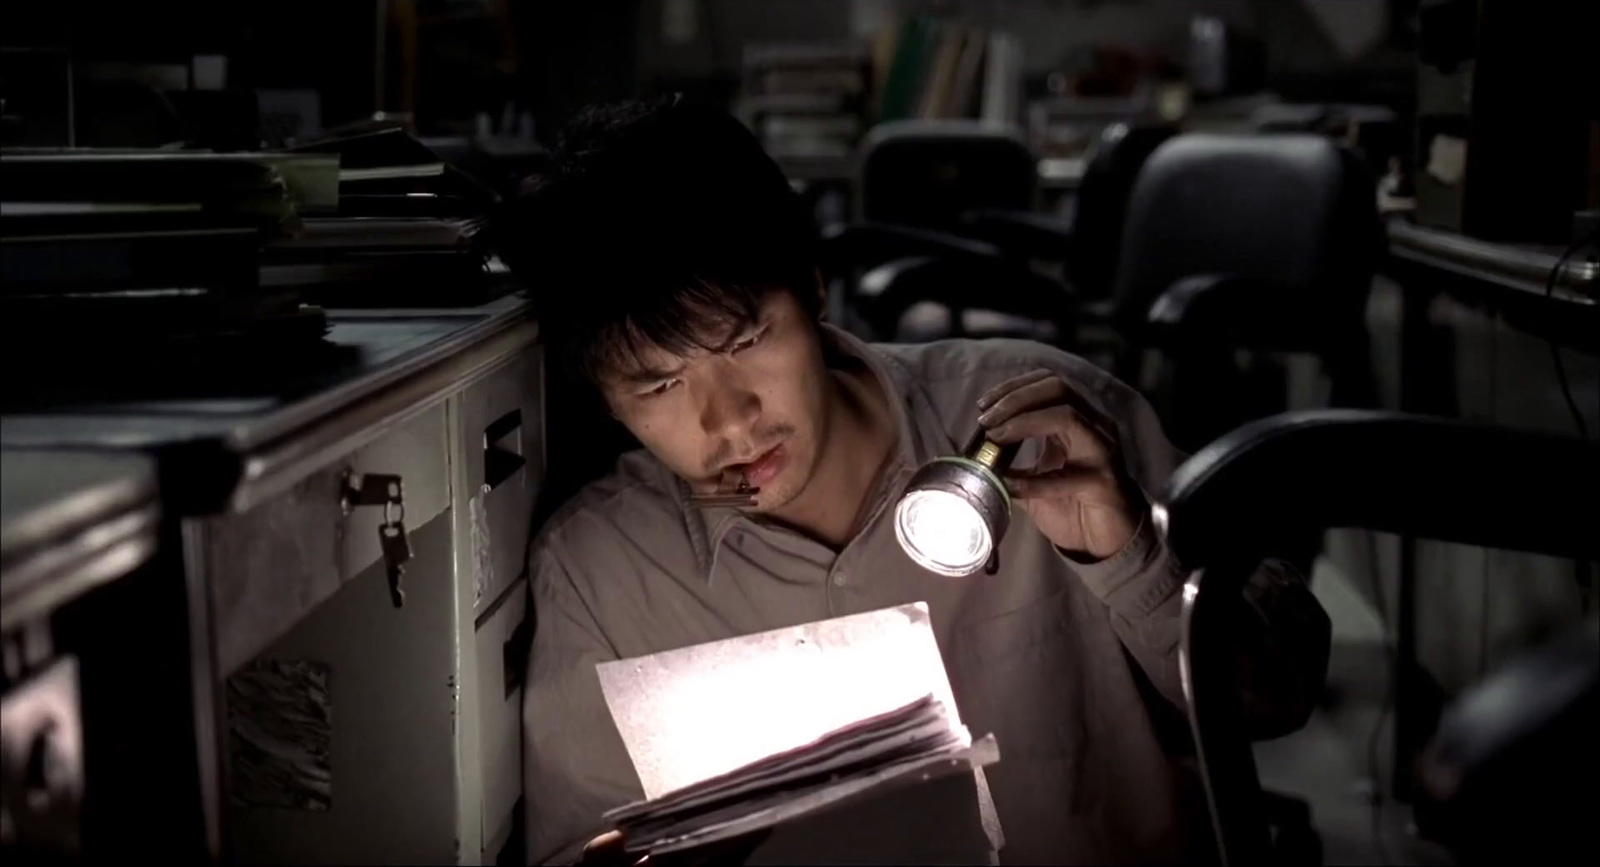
680 324 960 581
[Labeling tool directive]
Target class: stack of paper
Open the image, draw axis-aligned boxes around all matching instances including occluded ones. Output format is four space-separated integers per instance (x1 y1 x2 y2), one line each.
595 603 1001 858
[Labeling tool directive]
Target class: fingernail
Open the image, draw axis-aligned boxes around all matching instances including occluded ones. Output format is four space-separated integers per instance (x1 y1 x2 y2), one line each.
976 394 994 410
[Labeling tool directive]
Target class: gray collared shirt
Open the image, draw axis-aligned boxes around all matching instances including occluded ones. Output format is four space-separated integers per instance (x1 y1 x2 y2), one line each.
523 327 1330 865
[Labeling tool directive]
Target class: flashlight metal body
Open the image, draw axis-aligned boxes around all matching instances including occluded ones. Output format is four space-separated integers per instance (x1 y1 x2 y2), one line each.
893 432 1020 577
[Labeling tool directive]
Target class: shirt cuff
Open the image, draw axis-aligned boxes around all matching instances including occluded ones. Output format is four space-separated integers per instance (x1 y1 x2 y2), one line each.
1060 512 1185 617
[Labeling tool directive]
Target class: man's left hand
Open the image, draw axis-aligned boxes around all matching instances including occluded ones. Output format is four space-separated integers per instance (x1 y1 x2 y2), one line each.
976 370 1143 561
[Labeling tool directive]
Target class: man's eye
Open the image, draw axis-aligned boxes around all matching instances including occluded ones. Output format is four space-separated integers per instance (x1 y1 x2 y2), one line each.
642 379 680 398
730 328 767 354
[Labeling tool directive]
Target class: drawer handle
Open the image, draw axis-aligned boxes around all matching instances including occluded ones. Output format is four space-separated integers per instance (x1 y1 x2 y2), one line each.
483 409 526 493
503 615 532 699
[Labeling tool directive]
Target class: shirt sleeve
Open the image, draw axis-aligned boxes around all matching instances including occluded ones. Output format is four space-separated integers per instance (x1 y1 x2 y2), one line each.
1073 371 1333 740
523 544 646 865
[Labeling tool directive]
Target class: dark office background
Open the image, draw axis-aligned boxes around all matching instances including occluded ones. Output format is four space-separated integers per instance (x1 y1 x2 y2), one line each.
2 0 1425 140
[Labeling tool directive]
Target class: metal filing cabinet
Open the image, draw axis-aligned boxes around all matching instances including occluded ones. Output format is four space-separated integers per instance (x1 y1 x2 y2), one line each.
1 298 543 864
205 319 542 865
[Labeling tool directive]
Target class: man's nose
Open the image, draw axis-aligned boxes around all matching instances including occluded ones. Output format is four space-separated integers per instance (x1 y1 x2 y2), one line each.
697 372 761 441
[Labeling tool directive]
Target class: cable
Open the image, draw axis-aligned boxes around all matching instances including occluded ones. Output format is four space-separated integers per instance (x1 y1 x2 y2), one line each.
1544 223 1599 440
1477 550 1493 680
1363 529 1397 866
1478 307 1498 681
1544 223 1597 674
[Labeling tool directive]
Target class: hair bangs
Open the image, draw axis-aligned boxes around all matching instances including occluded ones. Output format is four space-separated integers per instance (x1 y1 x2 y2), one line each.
581 277 770 386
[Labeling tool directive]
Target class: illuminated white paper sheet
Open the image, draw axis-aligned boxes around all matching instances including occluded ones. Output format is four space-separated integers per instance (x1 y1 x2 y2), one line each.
595 602 965 800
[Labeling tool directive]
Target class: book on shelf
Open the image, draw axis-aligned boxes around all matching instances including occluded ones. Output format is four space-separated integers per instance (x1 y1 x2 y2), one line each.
869 16 1019 124
981 31 1025 128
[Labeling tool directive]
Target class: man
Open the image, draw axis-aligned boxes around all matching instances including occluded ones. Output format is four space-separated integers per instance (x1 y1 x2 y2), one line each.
499 97 1331 865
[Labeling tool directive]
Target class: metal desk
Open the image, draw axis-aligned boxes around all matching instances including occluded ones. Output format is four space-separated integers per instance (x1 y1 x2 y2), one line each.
3 449 216 861
2 295 544 864
1387 220 1598 306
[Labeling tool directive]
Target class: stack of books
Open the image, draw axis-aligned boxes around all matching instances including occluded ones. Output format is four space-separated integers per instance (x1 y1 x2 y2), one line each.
0 148 344 411
262 125 504 307
0 149 334 345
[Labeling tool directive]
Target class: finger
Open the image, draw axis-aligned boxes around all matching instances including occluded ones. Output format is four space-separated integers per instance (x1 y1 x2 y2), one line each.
1002 465 1109 500
977 375 1072 429
986 407 1112 463
975 369 1054 411
1033 436 1068 474
584 830 625 854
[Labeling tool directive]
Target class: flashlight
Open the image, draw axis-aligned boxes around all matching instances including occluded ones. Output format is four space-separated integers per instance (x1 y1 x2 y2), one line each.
894 429 1020 577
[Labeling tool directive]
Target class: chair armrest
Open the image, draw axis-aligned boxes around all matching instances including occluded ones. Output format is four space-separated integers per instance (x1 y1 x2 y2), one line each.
817 221 1001 278
958 208 1076 260
1159 409 1600 567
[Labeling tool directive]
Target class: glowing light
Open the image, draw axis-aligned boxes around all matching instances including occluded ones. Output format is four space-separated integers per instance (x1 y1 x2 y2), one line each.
894 489 993 577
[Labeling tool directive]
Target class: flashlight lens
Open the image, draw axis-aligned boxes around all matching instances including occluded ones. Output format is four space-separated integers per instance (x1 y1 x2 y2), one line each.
894 489 993 577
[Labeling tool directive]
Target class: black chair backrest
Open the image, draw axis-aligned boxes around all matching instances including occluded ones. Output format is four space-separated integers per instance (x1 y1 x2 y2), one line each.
1069 122 1178 301
1112 133 1379 336
859 120 1035 232
1157 409 1600 865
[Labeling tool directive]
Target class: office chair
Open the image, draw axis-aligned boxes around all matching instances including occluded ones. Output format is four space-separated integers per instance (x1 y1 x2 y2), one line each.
1157 409 1600 866
820 120 1071 343
832 121 1178 347
1413 616 1597 865
857 120 1037 230
961 121 1179 309
1112 133 1381 453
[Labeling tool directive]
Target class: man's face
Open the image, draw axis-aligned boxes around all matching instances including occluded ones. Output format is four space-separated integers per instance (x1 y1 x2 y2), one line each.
599 290 831 512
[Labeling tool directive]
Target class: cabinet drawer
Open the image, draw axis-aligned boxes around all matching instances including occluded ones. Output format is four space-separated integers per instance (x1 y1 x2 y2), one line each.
475 577 529 847
201 405 450 676
455 351 543 614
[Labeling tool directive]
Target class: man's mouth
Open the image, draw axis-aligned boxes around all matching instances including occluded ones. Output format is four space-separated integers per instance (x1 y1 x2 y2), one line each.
727 442 788 490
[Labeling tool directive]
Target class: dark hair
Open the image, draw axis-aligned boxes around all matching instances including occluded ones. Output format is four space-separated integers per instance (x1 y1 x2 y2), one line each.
496 97 820 389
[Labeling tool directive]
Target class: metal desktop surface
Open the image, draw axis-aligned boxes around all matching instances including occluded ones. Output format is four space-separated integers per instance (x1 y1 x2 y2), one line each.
0 295 534 455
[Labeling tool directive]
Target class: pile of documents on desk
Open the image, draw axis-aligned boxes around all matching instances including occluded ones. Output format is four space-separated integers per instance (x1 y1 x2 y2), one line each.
0 126 509 411
1 126 504 335
0 149 335 352
595 603 1000 857
259 124 507 306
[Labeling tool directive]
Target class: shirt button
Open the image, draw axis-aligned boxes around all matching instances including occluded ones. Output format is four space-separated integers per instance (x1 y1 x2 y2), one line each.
832 571 848 587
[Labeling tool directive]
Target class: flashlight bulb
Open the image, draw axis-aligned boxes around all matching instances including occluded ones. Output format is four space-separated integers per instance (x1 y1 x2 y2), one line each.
894 488 994 577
